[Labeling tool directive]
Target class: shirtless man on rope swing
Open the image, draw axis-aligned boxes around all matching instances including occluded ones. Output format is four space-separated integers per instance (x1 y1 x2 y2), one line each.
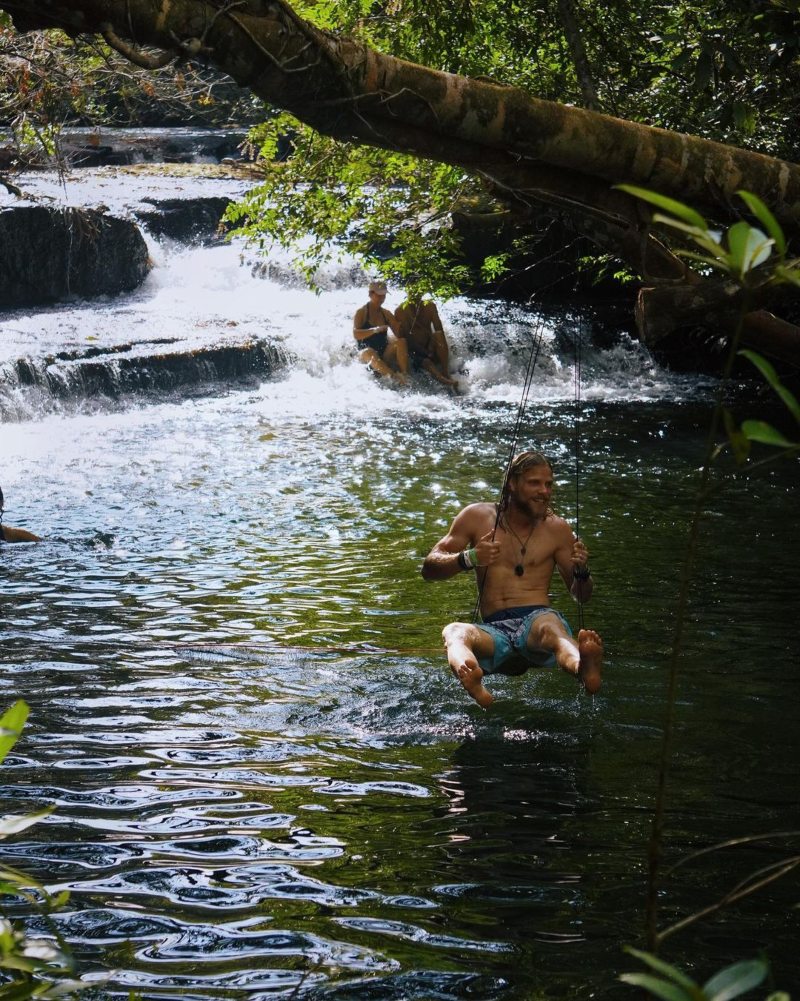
422 450 603 707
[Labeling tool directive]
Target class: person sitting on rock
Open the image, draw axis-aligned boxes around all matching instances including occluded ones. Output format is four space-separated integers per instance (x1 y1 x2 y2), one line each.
395 295 460 392
352 280 409 385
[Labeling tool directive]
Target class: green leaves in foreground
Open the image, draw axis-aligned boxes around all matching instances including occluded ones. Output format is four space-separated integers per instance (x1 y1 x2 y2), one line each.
0 701 87 999
618 185 800 463
738 349 800 448
620 948 789 1001
615 186 799 288
0 701 52 843
0 700 28 766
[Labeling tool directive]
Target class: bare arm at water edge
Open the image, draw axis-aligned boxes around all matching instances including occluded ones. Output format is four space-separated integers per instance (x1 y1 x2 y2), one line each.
394 303 411 339
427 302 445 336
421 503 499 580
382 307 401 336
1 525 42 542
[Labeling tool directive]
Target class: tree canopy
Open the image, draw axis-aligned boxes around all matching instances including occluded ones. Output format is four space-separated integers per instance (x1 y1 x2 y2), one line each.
2 0 799 364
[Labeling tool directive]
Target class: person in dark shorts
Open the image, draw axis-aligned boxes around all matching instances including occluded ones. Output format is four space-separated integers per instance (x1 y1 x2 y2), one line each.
422 451 602 706
395 296 460 391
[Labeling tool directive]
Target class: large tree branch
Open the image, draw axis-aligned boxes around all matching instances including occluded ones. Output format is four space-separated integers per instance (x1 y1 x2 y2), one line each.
3 0 800 237
637 284 800 368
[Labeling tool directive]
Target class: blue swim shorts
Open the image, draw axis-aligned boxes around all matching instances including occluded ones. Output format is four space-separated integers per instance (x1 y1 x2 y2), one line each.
477 605 572 676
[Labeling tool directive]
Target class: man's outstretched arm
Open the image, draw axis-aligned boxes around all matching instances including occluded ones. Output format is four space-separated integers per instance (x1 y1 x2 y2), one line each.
555 531 594 602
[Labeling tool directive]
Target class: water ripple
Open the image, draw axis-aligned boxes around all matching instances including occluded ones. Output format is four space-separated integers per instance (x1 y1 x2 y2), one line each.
334 916 511 954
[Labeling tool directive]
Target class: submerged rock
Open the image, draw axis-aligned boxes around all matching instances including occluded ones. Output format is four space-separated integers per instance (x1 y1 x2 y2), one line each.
0 204 150 308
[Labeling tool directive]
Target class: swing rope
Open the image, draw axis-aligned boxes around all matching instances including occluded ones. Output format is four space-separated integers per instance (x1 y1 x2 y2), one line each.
573 314 586 631
471 314 547 623
471 310 587 627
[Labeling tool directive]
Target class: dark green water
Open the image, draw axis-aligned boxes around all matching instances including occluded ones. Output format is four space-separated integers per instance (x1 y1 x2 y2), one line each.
1 386 798 999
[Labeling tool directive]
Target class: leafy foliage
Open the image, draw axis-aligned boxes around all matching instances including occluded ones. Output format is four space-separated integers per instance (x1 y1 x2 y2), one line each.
226 0 800 296
620 948 789 1001
227 111 481 298
0 23 262 164
0 702 87 999
738 350 800 450
4 2 800 297
615 186 799 289
620 185 800 461
289 0 799 161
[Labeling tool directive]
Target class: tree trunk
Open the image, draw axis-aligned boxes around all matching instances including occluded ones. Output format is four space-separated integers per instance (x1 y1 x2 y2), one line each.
5 0 800 366
637 285 800 367
556 0 600 111
5 0 800 235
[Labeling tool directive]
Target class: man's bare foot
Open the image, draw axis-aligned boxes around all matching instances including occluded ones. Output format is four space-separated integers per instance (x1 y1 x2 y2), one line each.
577 629 603 694
449 657 493 708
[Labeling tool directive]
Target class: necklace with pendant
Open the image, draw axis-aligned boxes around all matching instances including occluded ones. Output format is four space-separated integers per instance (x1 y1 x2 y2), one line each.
503 517 536 576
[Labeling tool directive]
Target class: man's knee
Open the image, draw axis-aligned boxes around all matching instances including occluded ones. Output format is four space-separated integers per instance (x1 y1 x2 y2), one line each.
444 621 486 649
528 613 570 649
443 621 470 645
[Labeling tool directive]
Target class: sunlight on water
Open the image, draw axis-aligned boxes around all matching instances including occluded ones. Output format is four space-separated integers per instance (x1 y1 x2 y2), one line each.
1 167 798 1000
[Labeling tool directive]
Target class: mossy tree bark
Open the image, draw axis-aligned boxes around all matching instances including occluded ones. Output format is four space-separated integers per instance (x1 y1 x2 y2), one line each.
5 0 800 364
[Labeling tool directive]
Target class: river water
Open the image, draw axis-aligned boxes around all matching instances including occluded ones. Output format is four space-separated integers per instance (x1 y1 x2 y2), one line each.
1 166 798 999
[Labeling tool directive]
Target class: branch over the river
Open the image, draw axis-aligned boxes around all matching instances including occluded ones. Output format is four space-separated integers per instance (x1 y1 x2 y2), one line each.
5 0 800 237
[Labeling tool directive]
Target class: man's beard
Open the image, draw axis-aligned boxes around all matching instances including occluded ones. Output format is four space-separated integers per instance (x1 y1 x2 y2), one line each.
509 493 547 521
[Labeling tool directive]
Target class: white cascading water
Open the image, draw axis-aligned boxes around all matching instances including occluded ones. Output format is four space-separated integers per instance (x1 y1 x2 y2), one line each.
0 166 709 426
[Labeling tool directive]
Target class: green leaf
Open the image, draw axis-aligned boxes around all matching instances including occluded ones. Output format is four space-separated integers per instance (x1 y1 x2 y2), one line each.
773 264 800 287
618 973 693 1001
723 407 751 464
36 981 91 999
739 350 800 423
623 947 699 991
0 808 53 839
650 218 727 260
0 703 28 766
615 185 708 229
703 958 768 1000
0 956 37 975
731 101 757 135
674 249 733 275
737 191 786 256
740 420 796 447
739 348 779 386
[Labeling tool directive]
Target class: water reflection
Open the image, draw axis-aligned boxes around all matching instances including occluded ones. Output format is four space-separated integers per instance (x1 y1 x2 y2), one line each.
1 221 799 996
